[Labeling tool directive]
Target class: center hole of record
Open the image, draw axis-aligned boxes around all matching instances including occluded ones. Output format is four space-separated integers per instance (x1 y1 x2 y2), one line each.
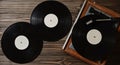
14 35 29 50
94 36 96 38
44 13 58 28
86 29 102 45
50 19 52 22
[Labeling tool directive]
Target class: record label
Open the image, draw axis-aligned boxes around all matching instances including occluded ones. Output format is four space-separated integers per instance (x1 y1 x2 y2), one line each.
44 13 58 28
86 29 102 45
15 35 29 50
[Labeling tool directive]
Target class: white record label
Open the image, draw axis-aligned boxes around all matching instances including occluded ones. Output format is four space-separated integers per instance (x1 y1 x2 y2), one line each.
86 29 102 45
44 13 58 28
15 35 29 50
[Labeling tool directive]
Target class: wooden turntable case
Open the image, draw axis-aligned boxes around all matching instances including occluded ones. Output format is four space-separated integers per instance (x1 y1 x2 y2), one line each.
62 0 120 65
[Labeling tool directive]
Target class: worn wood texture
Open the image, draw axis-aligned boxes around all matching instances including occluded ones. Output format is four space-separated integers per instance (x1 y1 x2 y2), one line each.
0 0 119 65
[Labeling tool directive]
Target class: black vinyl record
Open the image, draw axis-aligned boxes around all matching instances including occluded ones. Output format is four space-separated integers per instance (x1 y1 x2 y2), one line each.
30 1 72 41
1 22 43 63
72 15 119 61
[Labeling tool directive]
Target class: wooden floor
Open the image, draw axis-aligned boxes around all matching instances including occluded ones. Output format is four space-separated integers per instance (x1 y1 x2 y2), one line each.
0 0 120 65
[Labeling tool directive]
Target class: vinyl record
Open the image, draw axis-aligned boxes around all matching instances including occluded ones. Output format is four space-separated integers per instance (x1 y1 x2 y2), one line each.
1 22 43 63
30 1 72 41
72 15 119 61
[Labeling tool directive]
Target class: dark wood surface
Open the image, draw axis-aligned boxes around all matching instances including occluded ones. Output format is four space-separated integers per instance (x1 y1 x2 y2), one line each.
0 0 119 65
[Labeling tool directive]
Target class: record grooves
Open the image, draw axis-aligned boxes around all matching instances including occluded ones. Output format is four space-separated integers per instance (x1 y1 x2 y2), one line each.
72 15 119 61
1 22 43 63
30 1 72 41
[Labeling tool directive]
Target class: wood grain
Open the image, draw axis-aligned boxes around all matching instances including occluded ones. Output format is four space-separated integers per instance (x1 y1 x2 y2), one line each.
0 0 119 65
